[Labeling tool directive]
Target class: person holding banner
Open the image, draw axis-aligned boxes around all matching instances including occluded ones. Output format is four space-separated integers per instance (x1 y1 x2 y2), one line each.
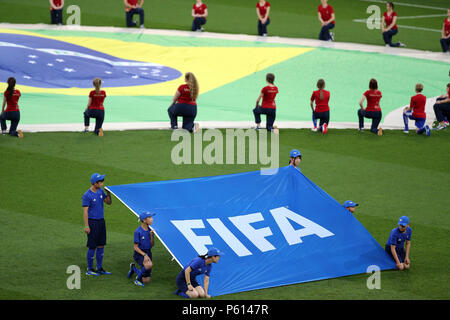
343 200 358 214
174 247 223 299
168 72 200 133
127 211 156 287
385 216 412 271
82 173 112 276
310 78 330 134
289 149 302 171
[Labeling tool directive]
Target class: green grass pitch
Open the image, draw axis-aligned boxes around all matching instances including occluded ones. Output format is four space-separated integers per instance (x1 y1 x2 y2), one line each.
0 129 449 299
0 0 449 52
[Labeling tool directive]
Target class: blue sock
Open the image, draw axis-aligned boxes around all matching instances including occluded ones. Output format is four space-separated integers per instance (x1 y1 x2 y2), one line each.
87 249 96 270
403 114 409 131
96 247 104 270
312 114 317 128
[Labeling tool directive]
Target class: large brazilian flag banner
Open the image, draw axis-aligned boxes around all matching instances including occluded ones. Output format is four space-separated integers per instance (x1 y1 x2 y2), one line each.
107 166 396 297
0 27 447 125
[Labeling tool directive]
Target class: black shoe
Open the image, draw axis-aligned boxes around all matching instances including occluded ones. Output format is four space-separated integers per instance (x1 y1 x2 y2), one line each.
96 268 112 275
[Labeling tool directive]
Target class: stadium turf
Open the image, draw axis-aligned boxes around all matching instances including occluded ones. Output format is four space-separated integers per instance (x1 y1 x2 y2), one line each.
0 0 448 52
0 128 449 299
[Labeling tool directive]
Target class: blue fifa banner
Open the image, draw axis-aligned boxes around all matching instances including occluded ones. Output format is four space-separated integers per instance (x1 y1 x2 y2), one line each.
106 166 395 297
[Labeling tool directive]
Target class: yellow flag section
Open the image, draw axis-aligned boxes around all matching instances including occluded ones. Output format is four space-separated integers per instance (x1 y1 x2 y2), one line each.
0 28 314 96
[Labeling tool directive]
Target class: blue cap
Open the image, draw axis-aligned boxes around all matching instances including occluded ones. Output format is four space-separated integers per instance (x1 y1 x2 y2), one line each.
206 247 223 257
90 173 105 184
343 200 359 208
140 211 156 221
290 149 301 158
398 216 409 226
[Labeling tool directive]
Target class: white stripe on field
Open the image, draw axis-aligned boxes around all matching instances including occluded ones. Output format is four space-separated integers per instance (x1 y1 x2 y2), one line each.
360 0 448 11
352 19 442 32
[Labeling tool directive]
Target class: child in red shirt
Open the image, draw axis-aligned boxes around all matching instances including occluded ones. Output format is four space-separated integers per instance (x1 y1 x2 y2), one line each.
253 73 278 133
358 78 383 135
192 0 208 31
382 2 405 47
84 78 106 136
318 0 335 41
440 9 450 53
402 83 430 136
1 77 23 138
256 0 271 36
310 79 330 134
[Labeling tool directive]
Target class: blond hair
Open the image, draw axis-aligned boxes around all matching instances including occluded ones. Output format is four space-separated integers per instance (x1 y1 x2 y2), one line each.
185 72 199 100
93 78 102 93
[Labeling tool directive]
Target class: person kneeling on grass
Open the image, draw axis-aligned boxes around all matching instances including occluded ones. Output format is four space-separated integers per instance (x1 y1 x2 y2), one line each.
127 211 155 287
174 247 223 299
433 83 450 130
385 216 412 271
84 78 106 136
402 83 430 136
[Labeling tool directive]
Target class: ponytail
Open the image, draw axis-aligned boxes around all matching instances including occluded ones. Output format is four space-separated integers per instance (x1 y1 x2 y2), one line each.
6 77 16 100
317 79 325 100
185 72 199 101
93 77 102 93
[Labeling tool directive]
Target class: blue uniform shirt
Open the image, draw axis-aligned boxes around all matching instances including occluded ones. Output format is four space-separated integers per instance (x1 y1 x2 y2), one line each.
82 188 107 220
386 227 412 249
134 226 153 251
183 257 212 279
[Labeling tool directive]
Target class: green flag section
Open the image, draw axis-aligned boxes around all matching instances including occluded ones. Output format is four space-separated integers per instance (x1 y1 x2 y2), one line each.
0 27 447 125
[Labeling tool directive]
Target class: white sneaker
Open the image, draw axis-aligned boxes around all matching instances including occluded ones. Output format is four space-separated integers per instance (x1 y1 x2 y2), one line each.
403 130 409 134
193 123 200 133
311 127 318 132
399 42 406 47
330 32 334 41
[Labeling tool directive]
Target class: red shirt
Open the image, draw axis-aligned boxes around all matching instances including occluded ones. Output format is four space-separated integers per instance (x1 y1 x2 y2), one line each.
193 3 207 15
364 90 382 111
3 89 20 112
383 11 398 30
261 85 278 109
256 1 270 18
89 90 106 110
409 93 426 119
177 84 197 105
125 0 139 12
311 89 330 113
50 0 62 11
444 18 450 36
318 4 335 24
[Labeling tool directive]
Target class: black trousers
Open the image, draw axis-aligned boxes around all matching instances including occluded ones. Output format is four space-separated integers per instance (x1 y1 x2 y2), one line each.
168 103 197 132
84 109 105 135
313 111 330 128
433 97 450 122
253 106 276 131
358 109 382 133
0 111 20 136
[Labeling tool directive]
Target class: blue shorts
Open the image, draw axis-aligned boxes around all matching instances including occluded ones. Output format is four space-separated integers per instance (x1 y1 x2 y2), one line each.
133 249 152 278
406 112 426 129
176 272 200 293
385 244 406 263
86 219 106 249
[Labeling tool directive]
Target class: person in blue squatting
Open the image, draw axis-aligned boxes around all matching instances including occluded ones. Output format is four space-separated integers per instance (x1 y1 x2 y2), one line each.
82 173 112 276
385 216 412 271
288 149 302 172
127 211 156 287
174 247 223 299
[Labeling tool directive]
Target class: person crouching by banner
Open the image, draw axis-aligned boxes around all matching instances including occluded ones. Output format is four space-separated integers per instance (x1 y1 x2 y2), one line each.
343 200 358 214
289 149 302 171
127 211 155 287
174 247 223 298
168 72 200 133
1 77 23 138
84 78 106 136
385 216 412 271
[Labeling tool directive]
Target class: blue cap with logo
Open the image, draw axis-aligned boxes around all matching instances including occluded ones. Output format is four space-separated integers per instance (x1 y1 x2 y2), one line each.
290 149 301 158
90 173 105 184
343 200 359 208
206 247 224 257
139 211 156 221
398 216 409 226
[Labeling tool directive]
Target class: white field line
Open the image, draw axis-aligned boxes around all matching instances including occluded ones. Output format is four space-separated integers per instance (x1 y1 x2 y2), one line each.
360 0 449 11
352 19 442 32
